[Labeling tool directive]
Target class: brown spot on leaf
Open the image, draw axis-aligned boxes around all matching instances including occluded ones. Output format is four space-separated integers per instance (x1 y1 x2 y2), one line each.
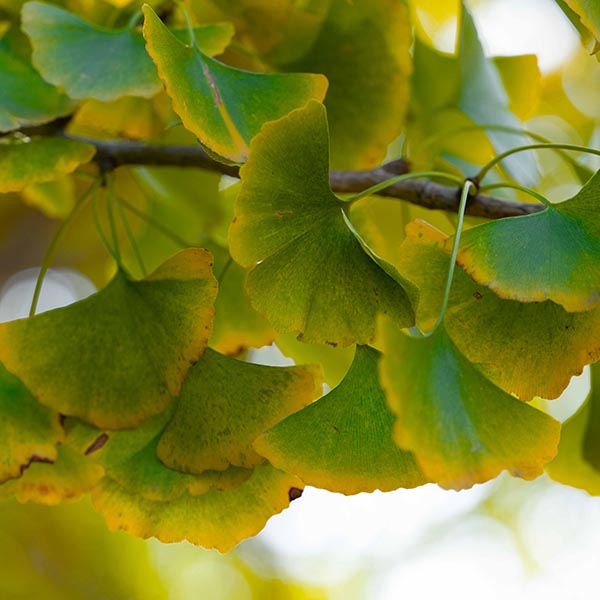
325 341 338 348
20 454 54 475
288 487 303 502
332 425 339 433
85 433 109 455
473 292 483 300
275 210 293 217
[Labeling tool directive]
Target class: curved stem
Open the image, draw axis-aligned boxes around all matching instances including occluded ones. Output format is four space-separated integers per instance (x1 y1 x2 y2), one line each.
29 181 100 317
105 175 122 264
119 198 193 248
92 184 127 273
344 171 464 204
479 182 552 208
477 143 600 182
116 197 147 277
126 9 143 29
176 0 197 48
408 180 475 338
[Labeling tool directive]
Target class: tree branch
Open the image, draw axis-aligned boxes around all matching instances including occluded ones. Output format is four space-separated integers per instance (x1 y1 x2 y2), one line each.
65 134 544 219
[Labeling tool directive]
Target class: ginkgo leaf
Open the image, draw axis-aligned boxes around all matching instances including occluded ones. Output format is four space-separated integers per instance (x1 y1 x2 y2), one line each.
229 101 415 346
456 170 600 312
0 361 62 484
87 408 252 502
21 1 235 101
0 444 104 505
398 220 600 400
379 321 561 490
0 38 73 132
92 464 303 552
156 348 321 473
0 135 95 193
278 0 412 170
142 5 328 163
254 345 427 494
0 248 217 429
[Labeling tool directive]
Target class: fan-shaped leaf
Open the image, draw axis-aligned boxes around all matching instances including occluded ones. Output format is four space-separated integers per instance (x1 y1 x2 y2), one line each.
21 1 235 101
379 321 561 490
456 170 600 312
0 135 95 193
157 348 321 473
142 5 328 163
398 220 600 400
0 249 217 428
229 101 414 346
254 345 427 494
92 464 303 552
86 408 252 502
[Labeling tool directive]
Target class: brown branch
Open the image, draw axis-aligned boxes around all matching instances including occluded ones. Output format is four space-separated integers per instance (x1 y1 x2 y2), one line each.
63 134 544 219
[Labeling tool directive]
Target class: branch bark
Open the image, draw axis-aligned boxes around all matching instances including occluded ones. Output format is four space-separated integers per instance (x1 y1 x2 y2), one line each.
64 134 544 219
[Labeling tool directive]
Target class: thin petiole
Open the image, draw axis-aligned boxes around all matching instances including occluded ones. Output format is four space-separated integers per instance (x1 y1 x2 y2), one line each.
92 184 128 275
477 143 600 182
480 182 552 208
176 0 197 48
29 180 101 317
408 180 475 338
343 171 464 204
119 198 193 248
104 175 122 265
116 197 147 277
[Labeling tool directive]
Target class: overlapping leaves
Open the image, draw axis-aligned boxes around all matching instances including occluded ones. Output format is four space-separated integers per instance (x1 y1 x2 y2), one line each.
229 100 414 346
456 170 600 312
0 248 323 549
398 221 600 400
21 1 235 101
143 5 327 163
379 319 561 490
254 345 427 494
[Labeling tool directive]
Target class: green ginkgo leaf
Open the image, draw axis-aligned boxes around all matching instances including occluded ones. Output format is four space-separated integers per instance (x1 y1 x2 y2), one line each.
0 135 95 193
156 348 321 473
398 220 600 400
0 37 73 132
86 408 252 502
0 361 62 484
229 101 415 346
456 170 600 312
142 4 328 163
0 249 217 429
254 345 427 494
21 1 235 101
92 464 303 552
379 320 561 490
